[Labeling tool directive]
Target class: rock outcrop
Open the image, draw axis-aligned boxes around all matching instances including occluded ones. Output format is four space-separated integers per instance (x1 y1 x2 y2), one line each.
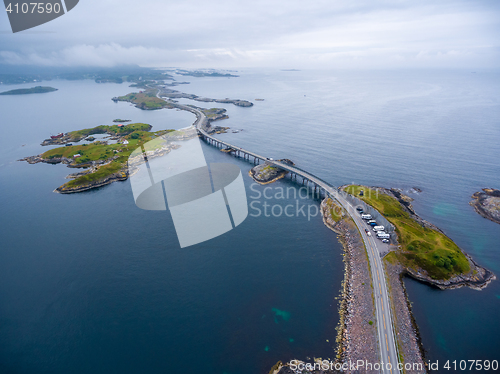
470 188 500 224
249 159 294 184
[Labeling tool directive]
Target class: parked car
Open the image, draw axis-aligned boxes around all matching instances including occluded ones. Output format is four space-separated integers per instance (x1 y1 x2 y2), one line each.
382 239 390 243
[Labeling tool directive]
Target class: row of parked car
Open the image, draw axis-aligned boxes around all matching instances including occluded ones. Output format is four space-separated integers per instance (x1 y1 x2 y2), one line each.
356 207 391 243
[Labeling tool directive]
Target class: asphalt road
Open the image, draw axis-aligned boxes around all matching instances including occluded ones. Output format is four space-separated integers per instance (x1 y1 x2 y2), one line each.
271 161 401 374
337 197 401 374
157 93 401 373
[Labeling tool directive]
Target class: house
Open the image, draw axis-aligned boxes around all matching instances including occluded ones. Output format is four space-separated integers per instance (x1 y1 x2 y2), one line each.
73 154 81 158
123 140 129 145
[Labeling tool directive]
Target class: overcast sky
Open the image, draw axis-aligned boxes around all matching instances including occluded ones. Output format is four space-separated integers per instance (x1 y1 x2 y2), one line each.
1 0 499 69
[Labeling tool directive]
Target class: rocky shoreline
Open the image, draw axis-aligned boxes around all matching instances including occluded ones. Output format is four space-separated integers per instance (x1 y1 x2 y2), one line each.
270 196 427 374
249 159 294 184
40 124 153 146
55 169 128 194
384 260 427 373
470 188 500 224
158 87 253 107
320 198 379 369
270 198 381 374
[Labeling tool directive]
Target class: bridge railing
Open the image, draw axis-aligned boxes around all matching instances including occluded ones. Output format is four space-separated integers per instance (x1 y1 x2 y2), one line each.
273 162 336 190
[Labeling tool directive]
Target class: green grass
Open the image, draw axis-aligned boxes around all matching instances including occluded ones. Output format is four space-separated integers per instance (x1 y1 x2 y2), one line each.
202 108 227 120
0 86 57 95
261 165 276 171
344 185 470 280
324 198 344 223
67 123 152 141
63 159 126 189
44 125 175 191
117 91 172 109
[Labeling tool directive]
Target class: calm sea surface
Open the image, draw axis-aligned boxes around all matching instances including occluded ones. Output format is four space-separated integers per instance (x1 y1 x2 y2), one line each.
0 69 499 373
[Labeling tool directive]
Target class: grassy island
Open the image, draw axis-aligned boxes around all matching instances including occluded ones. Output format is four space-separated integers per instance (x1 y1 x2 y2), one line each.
344 185 470 280
38 123 174 192
68 123 152 141
0 86 58 95
116 91 173 110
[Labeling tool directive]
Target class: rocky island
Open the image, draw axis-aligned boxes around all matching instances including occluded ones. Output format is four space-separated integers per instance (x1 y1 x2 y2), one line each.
20 123 177 193
0 86 58 95
174 69 239 78
249 159 294 184
113 90 174 110
157 87 253 107
470 188 500 224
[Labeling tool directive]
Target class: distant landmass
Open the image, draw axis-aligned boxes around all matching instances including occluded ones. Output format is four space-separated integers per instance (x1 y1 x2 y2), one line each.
0 86 58 95
175 70 239 78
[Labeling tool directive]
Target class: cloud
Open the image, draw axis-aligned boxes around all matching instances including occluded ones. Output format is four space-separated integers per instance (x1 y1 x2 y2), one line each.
0 0 499 68
0 44 271 67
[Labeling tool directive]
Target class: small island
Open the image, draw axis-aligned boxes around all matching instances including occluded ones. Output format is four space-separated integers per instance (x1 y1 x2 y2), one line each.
0 86 58 95
175 69 239 78
20 123 176 193
470 188 500 224
158 87 253 107
113 90 174 110
249 160 294 184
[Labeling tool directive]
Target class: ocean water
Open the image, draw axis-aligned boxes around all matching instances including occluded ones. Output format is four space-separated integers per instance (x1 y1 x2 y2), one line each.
0 70 499 373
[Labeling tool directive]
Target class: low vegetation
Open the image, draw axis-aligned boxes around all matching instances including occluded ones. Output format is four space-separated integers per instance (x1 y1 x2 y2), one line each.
42 124 174 190
67 122 152 142
0 86 57 95
344 185 470 280
117 91 173 109
324 198 344 223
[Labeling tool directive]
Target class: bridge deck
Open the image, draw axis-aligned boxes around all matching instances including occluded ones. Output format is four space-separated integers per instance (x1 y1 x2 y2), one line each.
197 125 337 196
